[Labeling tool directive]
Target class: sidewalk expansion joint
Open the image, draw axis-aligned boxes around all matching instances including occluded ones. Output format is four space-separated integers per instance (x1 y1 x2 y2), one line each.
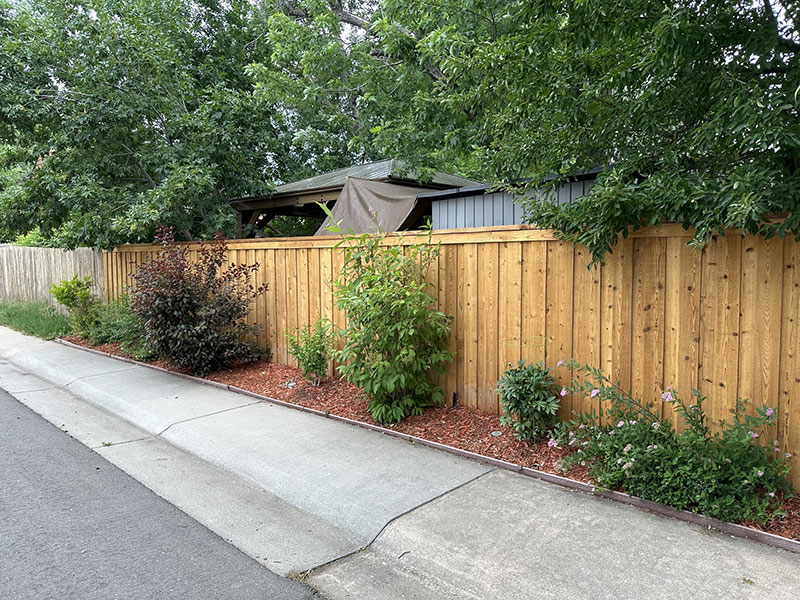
156 400 263 437
91 436 153 450
8 386 56 394
63 365 141 387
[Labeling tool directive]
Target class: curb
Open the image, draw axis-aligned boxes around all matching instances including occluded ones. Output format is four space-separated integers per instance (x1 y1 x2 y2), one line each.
53 338 800 555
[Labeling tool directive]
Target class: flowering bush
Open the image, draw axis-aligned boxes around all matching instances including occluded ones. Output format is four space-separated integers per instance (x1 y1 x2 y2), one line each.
555 361 792 524
496 360 559 441
130 226 268 375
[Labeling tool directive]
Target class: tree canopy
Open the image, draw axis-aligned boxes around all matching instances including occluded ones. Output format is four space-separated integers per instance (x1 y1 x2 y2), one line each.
1 0 798 256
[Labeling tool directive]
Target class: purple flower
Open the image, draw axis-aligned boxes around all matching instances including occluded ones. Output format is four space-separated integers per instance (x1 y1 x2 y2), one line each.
766 407 775 417
750 431 759 439
557 360 564 367
617 420 625 428
547 438 559 448
769 492 775 498
757 470 764 477
661 391 674 403
590 389 600 398
560 387 568 397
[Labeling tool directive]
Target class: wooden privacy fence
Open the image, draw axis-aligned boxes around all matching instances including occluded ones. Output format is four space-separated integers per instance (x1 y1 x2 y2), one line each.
105 225 800 485
0 245 104 308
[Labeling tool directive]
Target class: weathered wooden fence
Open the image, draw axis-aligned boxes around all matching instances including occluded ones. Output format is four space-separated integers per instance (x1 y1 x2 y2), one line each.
105 225 800 485
0 245 104 308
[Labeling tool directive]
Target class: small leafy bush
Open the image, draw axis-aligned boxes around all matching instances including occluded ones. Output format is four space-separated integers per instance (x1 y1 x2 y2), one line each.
555 361 792 524
130 226 268 375
328 217 453 424
50 275 100 337
497 360 560 440
88 295 156 360
286 319 333 385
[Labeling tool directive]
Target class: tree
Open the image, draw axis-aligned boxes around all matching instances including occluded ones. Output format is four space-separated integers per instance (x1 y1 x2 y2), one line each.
414 1 800 262
0 0 361 247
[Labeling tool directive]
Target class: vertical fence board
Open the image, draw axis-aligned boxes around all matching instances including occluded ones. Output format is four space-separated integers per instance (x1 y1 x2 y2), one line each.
441 244 459 403
601 237 634 397
699 234 742 426
631 237 667 416
477 243 499 413
499 242 523 378
662 237 702 429
738 235 783 424
546 241 575 419
780 238 800 480
521 241 547 364
461 243 479 409
572 246 602 416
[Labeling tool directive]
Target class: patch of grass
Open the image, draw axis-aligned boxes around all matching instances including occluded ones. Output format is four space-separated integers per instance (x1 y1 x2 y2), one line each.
0 301 71 339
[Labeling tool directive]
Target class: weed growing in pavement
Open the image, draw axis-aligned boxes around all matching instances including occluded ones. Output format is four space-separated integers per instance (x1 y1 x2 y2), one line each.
554 360 792 523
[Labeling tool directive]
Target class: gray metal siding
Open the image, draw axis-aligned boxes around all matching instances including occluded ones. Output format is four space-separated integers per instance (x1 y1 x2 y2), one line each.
431 180 592 230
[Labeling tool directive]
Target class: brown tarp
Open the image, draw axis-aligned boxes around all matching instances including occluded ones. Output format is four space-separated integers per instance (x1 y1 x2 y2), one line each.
315 177 430 236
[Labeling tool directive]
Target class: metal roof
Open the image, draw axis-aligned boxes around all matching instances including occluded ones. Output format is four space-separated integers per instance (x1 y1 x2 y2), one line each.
273 159 483 195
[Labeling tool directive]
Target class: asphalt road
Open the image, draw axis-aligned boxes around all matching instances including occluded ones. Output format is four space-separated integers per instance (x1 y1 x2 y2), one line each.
0 387 320 600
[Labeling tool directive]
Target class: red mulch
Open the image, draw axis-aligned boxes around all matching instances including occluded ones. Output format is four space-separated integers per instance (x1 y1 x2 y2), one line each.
60 336 799 542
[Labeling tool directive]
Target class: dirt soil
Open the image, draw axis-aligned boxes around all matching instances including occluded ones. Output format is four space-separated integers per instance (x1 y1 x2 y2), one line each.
61 336 800 542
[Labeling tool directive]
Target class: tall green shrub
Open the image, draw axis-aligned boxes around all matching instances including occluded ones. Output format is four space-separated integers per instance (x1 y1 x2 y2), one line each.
130 226 268 375
329 220 453 424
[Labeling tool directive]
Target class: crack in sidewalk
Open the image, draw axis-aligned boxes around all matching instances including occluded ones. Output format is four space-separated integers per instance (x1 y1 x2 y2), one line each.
294 467 497 582
155 400 263 437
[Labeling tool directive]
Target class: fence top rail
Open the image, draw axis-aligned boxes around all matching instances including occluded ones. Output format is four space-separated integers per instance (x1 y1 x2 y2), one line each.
107 222 719 254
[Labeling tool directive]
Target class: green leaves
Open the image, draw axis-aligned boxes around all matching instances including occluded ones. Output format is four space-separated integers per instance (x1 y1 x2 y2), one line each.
496 360 560 441
329 220 453 424
286 319 334 385
556 361 793 523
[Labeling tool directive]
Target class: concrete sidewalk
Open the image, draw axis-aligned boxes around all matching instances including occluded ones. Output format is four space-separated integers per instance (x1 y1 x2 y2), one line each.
2 326 799 599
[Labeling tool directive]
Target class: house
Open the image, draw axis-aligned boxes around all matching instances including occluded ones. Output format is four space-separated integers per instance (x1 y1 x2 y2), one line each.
229 160 599 236
229 159 481 237
421 168 600 230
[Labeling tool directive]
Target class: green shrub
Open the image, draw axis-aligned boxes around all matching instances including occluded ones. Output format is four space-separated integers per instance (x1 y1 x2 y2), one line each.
497 360 560 441
555 361 792 524
88 295 156 360
286 319 333 385
0 301 71 339
49 275 100 337
328 219 453 424
130 226 268 375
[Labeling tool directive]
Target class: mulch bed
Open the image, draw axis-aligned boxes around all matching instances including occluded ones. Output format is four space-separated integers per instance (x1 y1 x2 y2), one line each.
61 336 800 542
